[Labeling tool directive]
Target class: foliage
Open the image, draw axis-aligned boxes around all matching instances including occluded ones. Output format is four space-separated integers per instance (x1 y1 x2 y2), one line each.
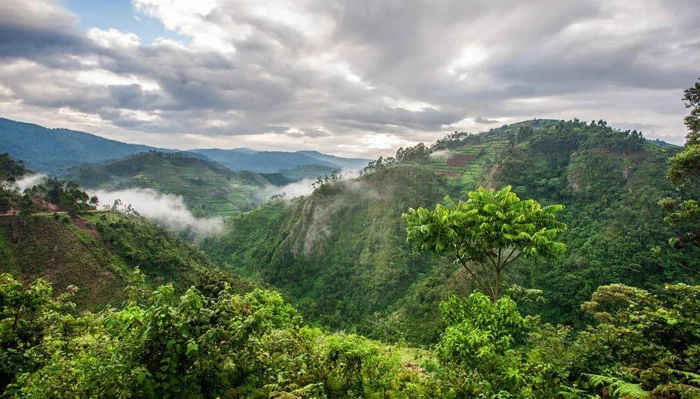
203 164 453 343
67 151 269 217
1 273 431 398
663 79 700 250
570 283 700 398
203 119 699 342
403 186 566 301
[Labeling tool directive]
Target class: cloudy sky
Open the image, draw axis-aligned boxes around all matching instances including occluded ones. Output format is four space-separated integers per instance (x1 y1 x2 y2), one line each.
1 0 698 157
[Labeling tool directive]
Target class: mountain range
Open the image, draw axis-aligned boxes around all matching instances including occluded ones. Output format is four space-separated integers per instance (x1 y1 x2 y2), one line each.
0 117 369 175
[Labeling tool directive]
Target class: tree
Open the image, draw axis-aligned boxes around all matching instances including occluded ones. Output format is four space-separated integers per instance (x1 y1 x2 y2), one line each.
403 186 566 302
662 79 700 248
668 78 700 190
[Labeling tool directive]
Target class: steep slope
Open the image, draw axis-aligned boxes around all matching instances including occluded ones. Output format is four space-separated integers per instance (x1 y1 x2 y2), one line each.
0 117 162 175
202 120 699 344
0 212 214 310
66 151 272 217
202 165 459 342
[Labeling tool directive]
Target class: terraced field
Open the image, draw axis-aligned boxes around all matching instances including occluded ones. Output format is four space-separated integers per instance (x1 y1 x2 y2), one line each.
427 141 507 189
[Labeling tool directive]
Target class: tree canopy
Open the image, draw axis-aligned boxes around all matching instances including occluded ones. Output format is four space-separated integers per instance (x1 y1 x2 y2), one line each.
403 186 566 302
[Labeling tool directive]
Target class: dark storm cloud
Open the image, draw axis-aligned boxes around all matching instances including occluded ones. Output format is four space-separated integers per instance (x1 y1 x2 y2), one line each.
0 0 698 156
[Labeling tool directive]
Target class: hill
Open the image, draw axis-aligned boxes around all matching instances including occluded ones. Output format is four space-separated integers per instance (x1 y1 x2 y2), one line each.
0 117 162 175
191 148 369 174
0 212 217 310
66 151 273 217
202 119 699 343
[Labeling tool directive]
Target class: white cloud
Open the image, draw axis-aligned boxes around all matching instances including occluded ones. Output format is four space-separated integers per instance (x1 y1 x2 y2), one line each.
0 0 697 156
91 188 224 234
14 173 48 191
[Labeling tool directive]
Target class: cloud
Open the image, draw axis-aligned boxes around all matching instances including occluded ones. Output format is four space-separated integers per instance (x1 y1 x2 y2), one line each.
91 188 224 234
265 169 361 199
14 173 48 191
0 0 698 156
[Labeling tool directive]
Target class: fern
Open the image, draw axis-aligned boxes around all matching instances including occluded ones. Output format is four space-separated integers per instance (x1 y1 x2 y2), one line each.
559 384 600 399
585 374 651 399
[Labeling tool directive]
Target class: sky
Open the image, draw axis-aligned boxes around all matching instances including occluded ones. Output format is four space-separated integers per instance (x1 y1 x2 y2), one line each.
0 0 698 158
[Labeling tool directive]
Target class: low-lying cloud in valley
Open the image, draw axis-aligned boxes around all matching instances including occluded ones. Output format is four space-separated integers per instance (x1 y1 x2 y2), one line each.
14 173 48 192
90 188 224 235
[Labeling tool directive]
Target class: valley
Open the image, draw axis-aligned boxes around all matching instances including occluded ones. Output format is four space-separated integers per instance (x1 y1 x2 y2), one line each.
1 114 698 398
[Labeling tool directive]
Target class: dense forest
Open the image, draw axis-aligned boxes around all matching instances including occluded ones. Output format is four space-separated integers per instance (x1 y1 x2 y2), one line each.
0 80 698 397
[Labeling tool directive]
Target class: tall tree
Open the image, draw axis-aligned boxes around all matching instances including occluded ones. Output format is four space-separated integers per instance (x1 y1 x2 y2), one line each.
403 186 566 302
662 79 700 248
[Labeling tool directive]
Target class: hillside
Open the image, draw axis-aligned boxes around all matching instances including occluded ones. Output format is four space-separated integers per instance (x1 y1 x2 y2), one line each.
0 212 215 310
191 148 369 173
202 120 700 343
66 151 273 217
0 117 162 175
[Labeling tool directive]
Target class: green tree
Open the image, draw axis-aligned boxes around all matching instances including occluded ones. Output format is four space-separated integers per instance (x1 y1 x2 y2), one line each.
662 79 700 248
403 186 566 302
573 284 700 398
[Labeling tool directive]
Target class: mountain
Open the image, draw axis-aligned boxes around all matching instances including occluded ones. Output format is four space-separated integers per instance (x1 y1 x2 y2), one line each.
0 117 371 177
191 148 369 174
0 118 163 175
201 119 699 344
65 151 273 217
297 150 371 170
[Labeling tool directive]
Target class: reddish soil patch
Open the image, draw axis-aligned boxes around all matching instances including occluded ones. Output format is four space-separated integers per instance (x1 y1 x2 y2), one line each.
404 362 425 373
75 218 101 239
447 154 477 167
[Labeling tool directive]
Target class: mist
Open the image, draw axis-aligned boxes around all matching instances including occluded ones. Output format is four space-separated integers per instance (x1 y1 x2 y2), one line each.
15 173 48 191
266 169 362 199
429 150 450 158
90 188 224 235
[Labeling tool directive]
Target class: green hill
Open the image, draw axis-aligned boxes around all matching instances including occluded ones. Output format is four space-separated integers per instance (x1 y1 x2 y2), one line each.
202 119 699 343
0 212 215 310
66 151 273 217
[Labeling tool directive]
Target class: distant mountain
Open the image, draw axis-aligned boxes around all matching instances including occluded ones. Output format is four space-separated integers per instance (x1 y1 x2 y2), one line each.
191 148 369 173
297 150 369 170
0 118 164 175
0 117 370 176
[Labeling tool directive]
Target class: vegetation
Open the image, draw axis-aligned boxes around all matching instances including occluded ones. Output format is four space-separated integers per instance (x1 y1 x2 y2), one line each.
404 186 566 302
0 272 429 398
67 151 271 217
662 79 700 249
2 82 700 397
203 118 699 341
2 272 697 398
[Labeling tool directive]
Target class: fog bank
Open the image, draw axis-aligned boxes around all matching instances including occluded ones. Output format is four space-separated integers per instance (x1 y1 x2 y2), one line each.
91 188 224 235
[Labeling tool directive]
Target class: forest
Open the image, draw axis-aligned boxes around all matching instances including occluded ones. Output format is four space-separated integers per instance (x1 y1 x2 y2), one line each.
0 80 698 398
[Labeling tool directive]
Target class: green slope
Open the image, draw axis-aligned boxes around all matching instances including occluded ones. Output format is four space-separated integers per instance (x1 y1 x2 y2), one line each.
0 212 215 310
202 119 699 344
67 151 272 217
